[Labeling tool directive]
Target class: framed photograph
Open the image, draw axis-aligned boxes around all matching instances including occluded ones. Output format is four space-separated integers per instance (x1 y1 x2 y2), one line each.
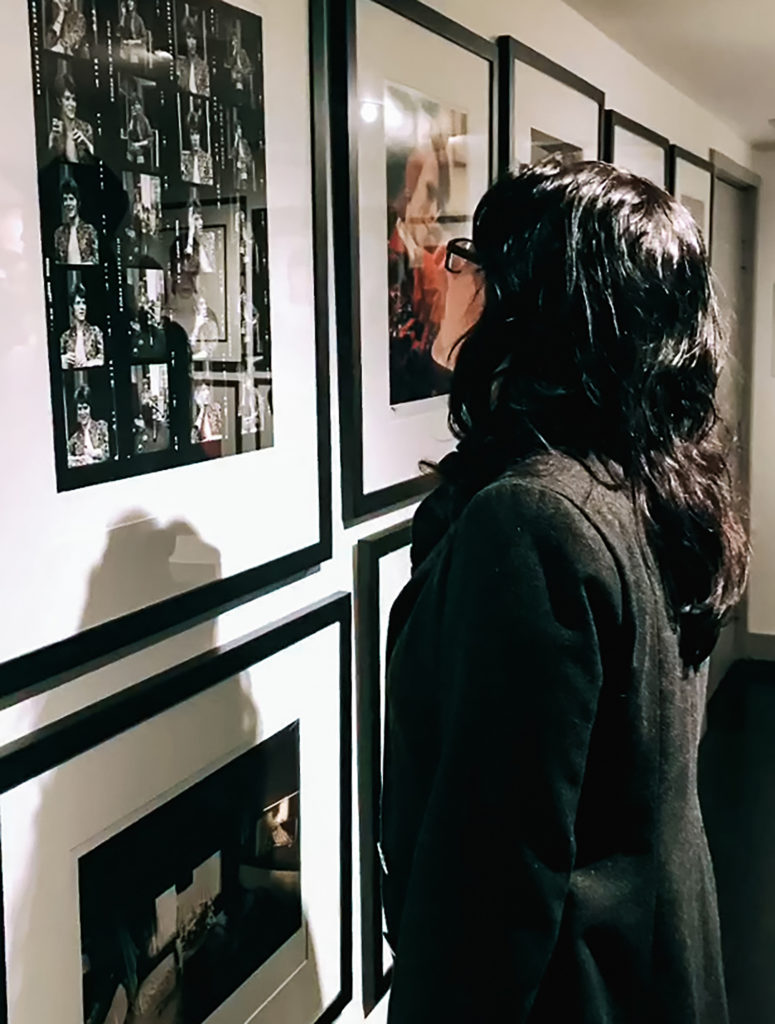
354 520 412 1014
0 593 352 1024
496 36 603 176
331 0 497 523
603 110 670 188
2 0 331 694
668 145 714 249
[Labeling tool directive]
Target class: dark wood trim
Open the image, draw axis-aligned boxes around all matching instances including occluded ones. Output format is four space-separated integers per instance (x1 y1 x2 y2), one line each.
0 592 353 1024
497 35 604 176
355 522 412 1014
0 0 334 704
604 109 670 187
331 0 497 524
710 149 761 190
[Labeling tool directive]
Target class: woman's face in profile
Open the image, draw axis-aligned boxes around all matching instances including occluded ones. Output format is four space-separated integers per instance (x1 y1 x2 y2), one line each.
436 257 484 364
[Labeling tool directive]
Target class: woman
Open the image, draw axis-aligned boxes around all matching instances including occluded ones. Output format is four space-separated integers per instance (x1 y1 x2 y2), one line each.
381 160 748 1023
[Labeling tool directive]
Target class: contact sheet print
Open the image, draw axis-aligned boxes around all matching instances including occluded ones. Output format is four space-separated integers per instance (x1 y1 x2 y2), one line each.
29 0 273 490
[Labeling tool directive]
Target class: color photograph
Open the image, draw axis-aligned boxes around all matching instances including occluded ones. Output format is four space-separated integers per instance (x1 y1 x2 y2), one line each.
384 82 470 405
79 722 301 1024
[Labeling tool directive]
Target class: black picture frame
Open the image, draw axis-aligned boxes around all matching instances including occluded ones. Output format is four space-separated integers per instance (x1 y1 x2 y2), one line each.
603 109 670 188
354 520 412 1014
330 0 498 526
0 0 332 706
668 144 715 257
496 36 604 177
0 592 353 1024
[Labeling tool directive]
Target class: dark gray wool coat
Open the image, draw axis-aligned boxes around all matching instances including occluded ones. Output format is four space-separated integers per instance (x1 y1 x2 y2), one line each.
381 451 728 1023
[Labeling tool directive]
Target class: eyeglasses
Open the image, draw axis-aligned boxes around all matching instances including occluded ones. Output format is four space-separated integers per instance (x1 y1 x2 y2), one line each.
445 237 480 273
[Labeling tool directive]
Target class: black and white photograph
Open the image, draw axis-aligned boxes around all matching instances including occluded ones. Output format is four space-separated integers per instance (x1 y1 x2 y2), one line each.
131 363 170 453
42 0 93 59
28 0 278 490
122 170 164 266
63 369 114 468
530 128 583 164
175 4 211 97
126 266 167 359
212 7 262 108
52 166 100 265
54 269 108 369
79 722 302 1024
114 0 173 71
120 73 161 170
191 377 235 456
40 55 98 165
239 369 273 451
179 96 214 186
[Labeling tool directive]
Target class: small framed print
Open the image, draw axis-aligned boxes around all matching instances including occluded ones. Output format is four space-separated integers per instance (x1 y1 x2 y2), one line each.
2 0 331 692
330 0 497 523
603 110 670 188
0 593 352 1024
496 37 604 176
354 520 412 1014
668 145 714 250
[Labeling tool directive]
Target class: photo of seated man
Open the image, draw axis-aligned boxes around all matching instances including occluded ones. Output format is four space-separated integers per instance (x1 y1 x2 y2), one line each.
66 382 110 467
47 70 94 163
54 174 99 265
180 104 213 186
131 364 169 454
228 113 255 193
191 381 222 445
123 82 157 167
225 22 253 97
60 282 104 368
45 0 90 58
127 267 166 358
117 0 147 52
123 171 162 266
176 10 210 97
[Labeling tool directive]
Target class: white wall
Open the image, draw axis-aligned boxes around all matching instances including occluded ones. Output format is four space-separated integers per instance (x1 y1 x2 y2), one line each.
0 0 758 1022
745 147 775 636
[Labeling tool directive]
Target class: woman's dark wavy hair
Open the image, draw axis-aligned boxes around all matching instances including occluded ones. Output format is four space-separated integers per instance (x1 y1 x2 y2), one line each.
446 159 749 672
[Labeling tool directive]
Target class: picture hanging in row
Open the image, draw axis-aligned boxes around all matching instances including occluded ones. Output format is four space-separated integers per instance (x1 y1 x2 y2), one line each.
0 0 330 689
496 36 603 177
0 592 352 1024
331 0 498 522
603 109 670 189
32 0 272 487
669 145 714 248
354 520 412 1015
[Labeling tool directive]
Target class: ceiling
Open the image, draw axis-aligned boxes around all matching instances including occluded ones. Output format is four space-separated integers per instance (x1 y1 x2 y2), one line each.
562 0 775 145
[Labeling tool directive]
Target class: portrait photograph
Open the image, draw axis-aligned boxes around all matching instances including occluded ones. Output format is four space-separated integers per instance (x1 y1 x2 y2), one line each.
222 105 266 198
63 368 113 469
114 0 173 72
191 376 236 457
175 3 211 98
122 170 164 267
162 196 228 359
384 81 470 406
119 73 162 171
41 0 93 59
212 7 262 108
38 53 98 167
126 266 167 359
49 163 101 266
51 267 109 370
131 362 170 454
239 369 273 453
179 96 214 187
78 722 301 1024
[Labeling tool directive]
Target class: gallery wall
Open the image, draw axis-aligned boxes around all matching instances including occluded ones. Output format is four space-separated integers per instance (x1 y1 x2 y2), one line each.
0 0 759 1021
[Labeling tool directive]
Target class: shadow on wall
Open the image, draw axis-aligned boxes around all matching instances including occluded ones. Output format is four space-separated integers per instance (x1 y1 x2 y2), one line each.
4 517 324 1024
699 662 775 1024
